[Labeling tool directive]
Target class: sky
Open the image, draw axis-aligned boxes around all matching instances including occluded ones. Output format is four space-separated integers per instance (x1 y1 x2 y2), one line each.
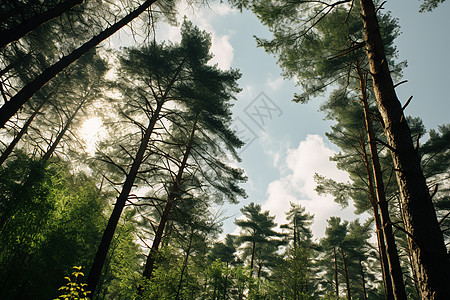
108 0 450 241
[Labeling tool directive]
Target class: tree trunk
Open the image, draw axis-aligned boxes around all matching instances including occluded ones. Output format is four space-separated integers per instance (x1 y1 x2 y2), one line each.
357 64 406 299
257 263 262 279
293 219 297 250
334 246 339 297
405 243 421 298
0 0 83 49
0 0 158 127
360 260 368 300
250 239 256 277
375 209 395 300
341 248 351 300
86 101 162 295
142 118 198 280
0 100 45 166
359 1 450 298
42 94 88 161
360 138 394 300
176 235 193 300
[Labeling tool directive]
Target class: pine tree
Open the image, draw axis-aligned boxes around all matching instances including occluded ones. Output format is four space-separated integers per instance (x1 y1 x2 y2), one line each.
235 202 284 278
229 0 450 296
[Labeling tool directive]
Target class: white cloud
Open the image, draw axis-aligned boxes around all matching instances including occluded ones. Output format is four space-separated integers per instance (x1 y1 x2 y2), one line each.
210 34 234 69
262 134 365 239
266 74 284 90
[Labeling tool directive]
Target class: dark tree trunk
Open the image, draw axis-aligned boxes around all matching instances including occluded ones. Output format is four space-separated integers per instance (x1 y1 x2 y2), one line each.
334 246 339 297
142 119 198 280
176 235 193 300
257 263 262 279
250 239 256 277
86 102 162 295
360 137 394 300
341 248 351 300
359 1 450 298
374 208 395 300
0 0 83 49
405 244 421 298
0 0 158 127
357 64 406 299
0 100 45 166
293 219 297 250
360 260 368 300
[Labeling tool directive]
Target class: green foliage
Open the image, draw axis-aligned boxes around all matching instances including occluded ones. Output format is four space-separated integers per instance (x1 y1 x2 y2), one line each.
95 210 142 299
141 260 181 299
0 153 106 299
235 202 285 278
246 0 403 104
54 266 91 300
419 0 447 12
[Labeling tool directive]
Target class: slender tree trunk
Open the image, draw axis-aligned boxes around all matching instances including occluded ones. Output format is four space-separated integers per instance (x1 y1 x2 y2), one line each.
360 260 368 300
142 118 198 280
0 0 83 49
359 1 450 297
357 64 406 299
0 0 158 127
360 139 394 299
86 102 162 295
250 239 256 277
293 219 297 250
257 263 262 279
334 246 339 298
176 235 193 300
293 249 299 300
0 100 45 165
42 94 88 161
341 248 351 300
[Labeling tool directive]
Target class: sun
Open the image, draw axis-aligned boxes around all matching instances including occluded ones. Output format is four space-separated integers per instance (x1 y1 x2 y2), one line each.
80 117 103 155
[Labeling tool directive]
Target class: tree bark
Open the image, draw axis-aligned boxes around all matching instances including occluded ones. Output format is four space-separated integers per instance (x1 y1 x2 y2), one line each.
175 235 193 300
250 239 256 277
360 260 368 300
357 64 406 299
360 138 394 300
0 0 83 50
86 101 162 295
0 0 158 127
142 118 198 280
334 246 339 297
341 248 351 300
359 1 450 298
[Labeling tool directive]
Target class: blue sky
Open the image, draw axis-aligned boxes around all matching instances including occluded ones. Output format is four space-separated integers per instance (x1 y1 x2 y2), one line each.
137 1 450 240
